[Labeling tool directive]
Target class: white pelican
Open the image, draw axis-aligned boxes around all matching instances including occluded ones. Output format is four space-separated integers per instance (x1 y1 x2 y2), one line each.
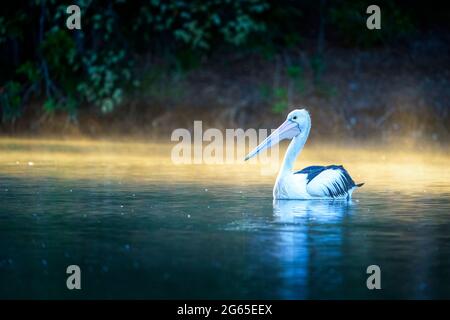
245 109 363 200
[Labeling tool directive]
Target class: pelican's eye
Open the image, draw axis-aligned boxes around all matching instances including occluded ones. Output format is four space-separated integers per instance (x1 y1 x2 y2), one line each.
292 116 297 120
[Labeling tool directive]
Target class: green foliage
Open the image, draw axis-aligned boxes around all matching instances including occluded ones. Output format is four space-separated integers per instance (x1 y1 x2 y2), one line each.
134 0 269 49
0 1 422 123
17 62 40 83
0 81 23 122
40 29 76 79
271 87 288 114
0 10 26 44
0 0 270 122
286 65 305 93
258 84 288 114
43 98 58 113
270 64 306 114
259 63 307 115
77 50 129 113
258 84 272 101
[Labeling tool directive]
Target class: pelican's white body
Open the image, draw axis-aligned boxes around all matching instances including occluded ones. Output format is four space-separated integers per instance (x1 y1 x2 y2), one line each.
273 134 358 200
274 172 310 199
274 172 357 200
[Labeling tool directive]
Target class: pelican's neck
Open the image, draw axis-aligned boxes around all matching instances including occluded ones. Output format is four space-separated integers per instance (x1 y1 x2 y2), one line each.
279 126 310 175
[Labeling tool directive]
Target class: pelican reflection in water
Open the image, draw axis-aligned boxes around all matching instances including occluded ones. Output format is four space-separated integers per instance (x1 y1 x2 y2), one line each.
273 199 352 223
271 200 352 299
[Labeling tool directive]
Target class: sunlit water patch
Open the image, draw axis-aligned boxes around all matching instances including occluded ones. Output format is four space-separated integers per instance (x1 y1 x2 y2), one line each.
0 138 449 299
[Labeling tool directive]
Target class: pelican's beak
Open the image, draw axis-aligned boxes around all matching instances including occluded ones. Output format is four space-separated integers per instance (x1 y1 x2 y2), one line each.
245 120 300 161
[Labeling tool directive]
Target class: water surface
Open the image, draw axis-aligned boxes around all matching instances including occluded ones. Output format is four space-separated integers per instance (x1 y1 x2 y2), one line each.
0 139 449 299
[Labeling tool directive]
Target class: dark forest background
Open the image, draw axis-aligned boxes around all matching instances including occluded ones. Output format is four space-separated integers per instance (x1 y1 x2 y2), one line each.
0 0 449 144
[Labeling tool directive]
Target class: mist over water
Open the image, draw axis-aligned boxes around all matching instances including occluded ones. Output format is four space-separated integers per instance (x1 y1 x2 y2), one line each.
0 138 449 299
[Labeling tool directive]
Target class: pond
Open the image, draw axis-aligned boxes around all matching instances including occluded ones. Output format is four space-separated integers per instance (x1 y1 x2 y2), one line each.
0 138 449 299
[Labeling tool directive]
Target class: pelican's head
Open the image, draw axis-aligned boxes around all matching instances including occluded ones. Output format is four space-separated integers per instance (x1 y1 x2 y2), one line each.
245 108 311 161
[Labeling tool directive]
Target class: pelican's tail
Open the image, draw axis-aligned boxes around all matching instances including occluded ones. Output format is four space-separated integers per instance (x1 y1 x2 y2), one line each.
355 183 364 187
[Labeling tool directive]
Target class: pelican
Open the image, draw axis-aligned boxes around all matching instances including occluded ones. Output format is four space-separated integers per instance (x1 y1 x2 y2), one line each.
245 108 363 200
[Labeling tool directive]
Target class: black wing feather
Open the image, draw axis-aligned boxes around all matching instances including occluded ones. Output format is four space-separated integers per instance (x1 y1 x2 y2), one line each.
295 165 360 198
